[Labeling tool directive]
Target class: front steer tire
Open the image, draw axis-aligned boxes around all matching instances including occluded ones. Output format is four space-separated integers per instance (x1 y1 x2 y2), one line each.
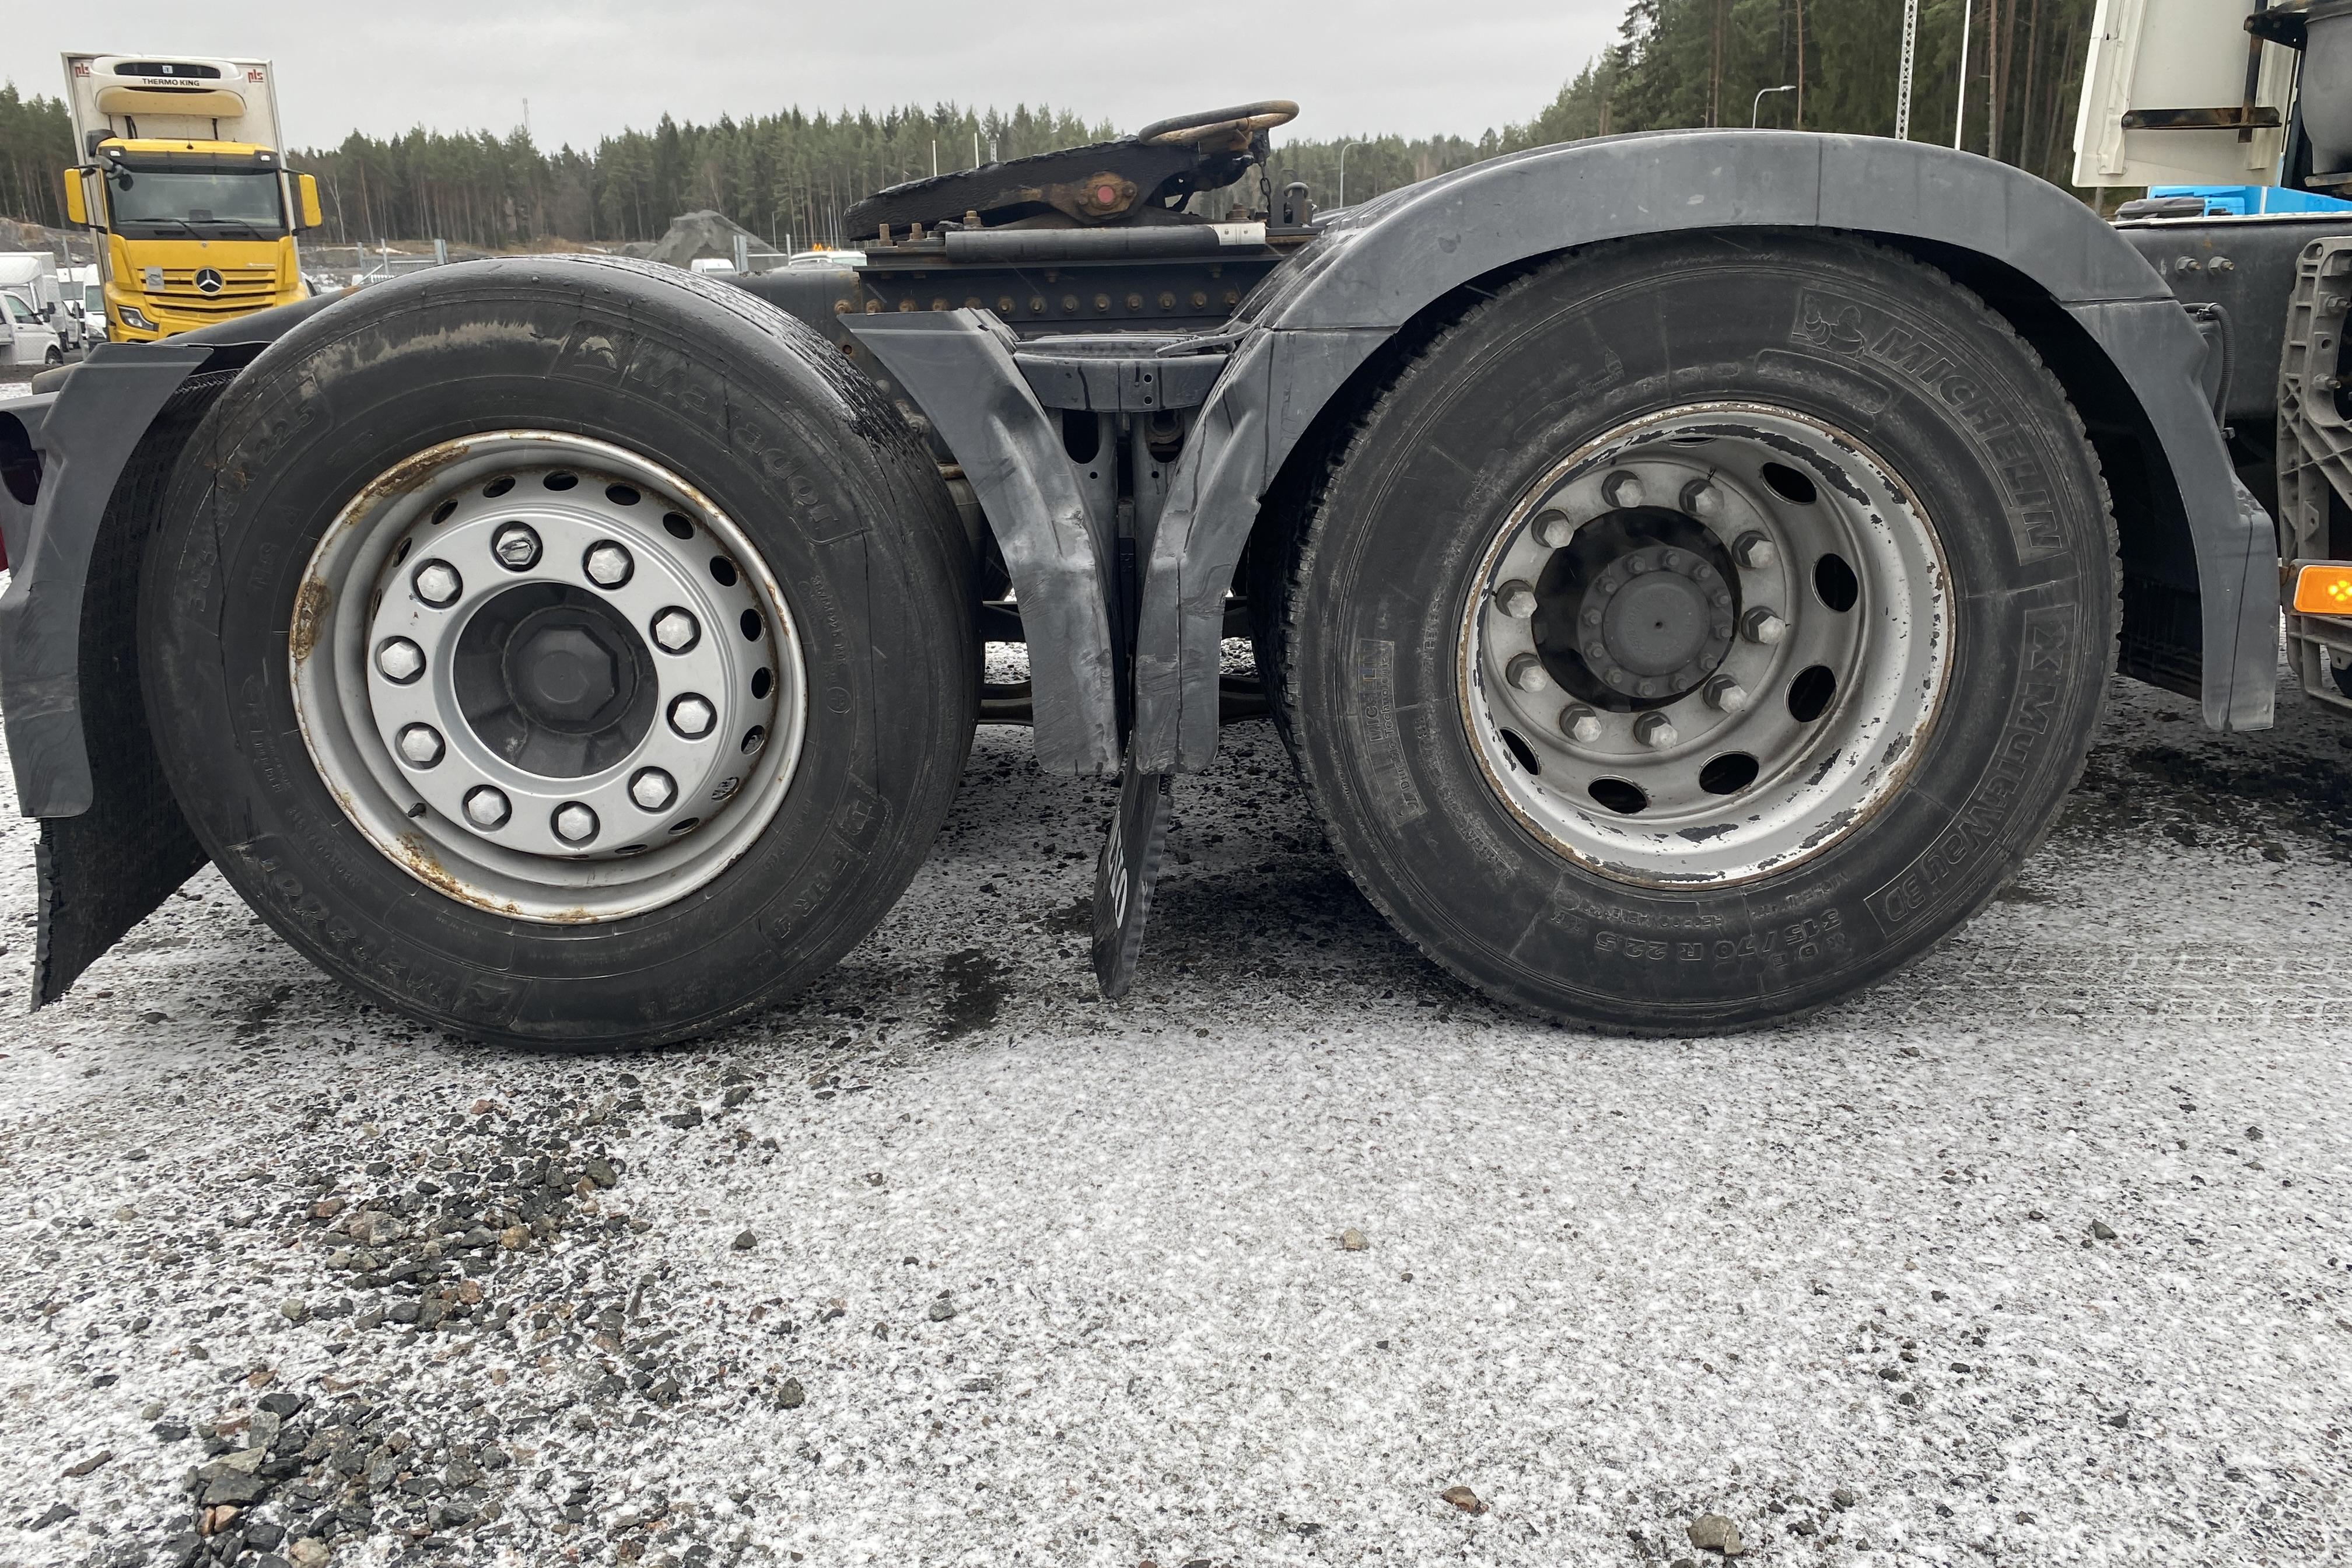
140 257 975 1048
1265 232 2119 1033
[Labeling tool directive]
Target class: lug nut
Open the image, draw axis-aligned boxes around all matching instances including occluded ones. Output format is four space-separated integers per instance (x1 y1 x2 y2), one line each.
1602 470 1646 509
412 561 461 607
1734 531 1778 570
552 803 598 844
1506 654 1552 694
584 542 634 588
1742 607 1788 645
1681 478 1723 521
492 523 542 570
463 786 511 830
668 694 716 738
394 724 444 767
1496 580 1538 620
1560 705 1603 744
1532 508 1578 548
651 608 700 652
376 638 425 683
1634 712 1681 750
629 768 678 811
1706 676 1751 713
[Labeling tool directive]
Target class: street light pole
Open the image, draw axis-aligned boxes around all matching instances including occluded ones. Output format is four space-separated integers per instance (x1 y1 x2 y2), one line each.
1895 0 1921 140
1337 141 1365 209
1954 0 1975 150
1752 85 1796 128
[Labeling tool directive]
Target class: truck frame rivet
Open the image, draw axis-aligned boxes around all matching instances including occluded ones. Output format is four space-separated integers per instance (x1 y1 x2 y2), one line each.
584 542 634 589
412 561 461 607
1634 711 1680 750
1506 653 1552 693
375 638 425 684
395 724 444 767
1734 531 1778 569
463 786 511 830
1742 607 1787 645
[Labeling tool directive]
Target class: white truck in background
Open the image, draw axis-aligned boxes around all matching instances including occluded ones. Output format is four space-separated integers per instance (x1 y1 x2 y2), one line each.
0 254 80 351
60 264 103 344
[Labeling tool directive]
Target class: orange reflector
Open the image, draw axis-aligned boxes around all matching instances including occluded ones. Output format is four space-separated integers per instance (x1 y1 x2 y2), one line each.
2294 562 2352 616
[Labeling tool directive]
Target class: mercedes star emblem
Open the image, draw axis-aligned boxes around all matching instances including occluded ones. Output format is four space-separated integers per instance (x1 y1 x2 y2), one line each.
194 268 225 295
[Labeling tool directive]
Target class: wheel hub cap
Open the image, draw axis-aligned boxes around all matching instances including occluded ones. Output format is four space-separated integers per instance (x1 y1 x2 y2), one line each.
517 624 618 719
1584 547 1735 691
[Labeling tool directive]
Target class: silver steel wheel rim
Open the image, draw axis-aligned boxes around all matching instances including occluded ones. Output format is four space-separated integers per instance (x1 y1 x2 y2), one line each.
292 431 808 922
1460 402 1950 887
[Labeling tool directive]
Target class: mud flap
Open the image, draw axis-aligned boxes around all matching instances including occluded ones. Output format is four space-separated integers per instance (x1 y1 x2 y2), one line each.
20 368 236 1006
36 810 205 1007
1089 752 1172 1000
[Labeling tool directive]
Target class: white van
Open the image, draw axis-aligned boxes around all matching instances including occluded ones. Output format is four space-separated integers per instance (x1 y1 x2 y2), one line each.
2 289 65 367
0 254 75 351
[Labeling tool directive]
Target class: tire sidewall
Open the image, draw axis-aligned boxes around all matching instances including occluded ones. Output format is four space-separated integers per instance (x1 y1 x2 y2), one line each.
1292 233 2114 1028
144 260 972 1043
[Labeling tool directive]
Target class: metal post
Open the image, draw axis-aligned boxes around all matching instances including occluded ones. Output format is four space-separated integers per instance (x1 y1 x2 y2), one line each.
1954 0 1974 150
733 233 750 274
432 237 447 267
1896 0 1921 140
1752 85 1796 127
1337 141 1364 208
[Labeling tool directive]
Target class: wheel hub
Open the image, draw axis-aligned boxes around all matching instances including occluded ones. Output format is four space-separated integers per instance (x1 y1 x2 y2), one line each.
515 622 620 722
289 432 809 922
1461 404 1950 886
1580 545 1735 694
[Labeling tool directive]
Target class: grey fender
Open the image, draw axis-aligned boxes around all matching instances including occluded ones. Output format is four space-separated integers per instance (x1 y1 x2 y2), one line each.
0 341 218 815
846 310 1122 775
0 293 351 818
1132 129 2272 771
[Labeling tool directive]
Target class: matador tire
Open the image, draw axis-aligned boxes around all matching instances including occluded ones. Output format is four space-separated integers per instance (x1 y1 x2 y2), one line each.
141 256 975 1047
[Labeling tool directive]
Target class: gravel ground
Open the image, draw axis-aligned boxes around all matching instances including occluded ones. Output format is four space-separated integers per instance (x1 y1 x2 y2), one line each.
0 662 2347 1568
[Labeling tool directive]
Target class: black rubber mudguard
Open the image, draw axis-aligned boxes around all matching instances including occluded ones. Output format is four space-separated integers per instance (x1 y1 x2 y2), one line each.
1090 755 1172 1000
28 372 240 1004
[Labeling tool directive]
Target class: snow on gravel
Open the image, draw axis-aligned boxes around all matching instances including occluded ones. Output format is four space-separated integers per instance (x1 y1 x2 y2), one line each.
0 669 2347 1568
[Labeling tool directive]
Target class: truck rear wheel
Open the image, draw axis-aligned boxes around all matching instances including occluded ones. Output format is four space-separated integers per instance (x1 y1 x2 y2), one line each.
141 257 975 1046
1268 233 2118 1032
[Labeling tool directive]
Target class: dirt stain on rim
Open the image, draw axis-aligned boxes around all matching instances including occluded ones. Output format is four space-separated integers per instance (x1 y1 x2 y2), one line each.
393 831 474 903
288 576 333 666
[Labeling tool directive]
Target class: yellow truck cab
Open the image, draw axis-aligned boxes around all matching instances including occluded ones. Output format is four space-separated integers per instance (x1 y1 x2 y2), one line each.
58 54 321 342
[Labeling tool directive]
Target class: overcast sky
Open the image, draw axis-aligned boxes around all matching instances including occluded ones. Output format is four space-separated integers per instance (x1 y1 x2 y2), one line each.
14 2 1625 152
